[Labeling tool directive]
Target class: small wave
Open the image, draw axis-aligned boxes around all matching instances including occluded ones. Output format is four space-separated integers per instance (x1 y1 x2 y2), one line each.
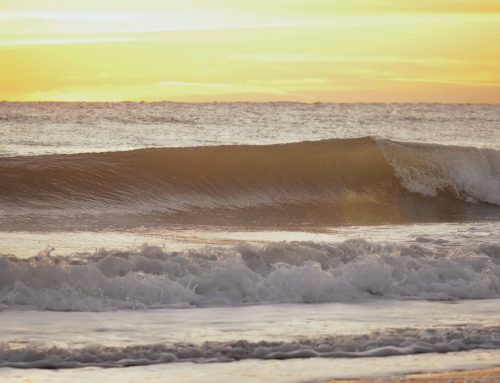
1 239 500 311
1 324 499 368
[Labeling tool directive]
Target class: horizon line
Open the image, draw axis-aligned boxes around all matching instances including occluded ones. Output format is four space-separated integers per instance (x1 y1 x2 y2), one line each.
1 100 499 105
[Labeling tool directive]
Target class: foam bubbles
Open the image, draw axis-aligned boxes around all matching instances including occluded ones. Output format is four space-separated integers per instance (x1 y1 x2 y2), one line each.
1 324 499 368
1 239 499 311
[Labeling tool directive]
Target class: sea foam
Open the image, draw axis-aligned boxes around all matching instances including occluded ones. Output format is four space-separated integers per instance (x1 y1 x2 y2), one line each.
1 239 499 311
1 324 499 368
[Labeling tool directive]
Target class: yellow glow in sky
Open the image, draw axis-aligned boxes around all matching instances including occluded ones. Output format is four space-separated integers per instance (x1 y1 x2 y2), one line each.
1 0 499 102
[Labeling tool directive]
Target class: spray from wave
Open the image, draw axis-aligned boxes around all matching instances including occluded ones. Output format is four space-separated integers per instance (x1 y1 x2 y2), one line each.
1 137 499 230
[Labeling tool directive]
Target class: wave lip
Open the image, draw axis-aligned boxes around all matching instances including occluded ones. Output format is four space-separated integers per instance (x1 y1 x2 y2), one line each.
2 325 499 368
1 239 500 311
377 139 500 206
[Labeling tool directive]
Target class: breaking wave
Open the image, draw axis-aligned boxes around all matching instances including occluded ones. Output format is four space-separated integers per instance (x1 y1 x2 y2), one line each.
1 324 499 368
1 239 500 311
1 137 499 230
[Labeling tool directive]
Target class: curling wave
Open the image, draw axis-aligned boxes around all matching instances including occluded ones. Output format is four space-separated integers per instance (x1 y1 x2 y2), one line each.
1 137 499 230
1 239 500 311
1 324 499 368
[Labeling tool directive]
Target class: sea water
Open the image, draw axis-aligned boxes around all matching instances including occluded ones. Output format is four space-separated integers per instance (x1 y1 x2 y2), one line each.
1 102 500 382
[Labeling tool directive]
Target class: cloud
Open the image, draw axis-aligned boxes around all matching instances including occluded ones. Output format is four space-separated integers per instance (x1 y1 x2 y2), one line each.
159 78 329 95
160 81 232 88
0 37 134 46
0 11 137 21
230 54 467 65
160 78 327 87
390 77 500 87
1 9 498 38
0 10 306 35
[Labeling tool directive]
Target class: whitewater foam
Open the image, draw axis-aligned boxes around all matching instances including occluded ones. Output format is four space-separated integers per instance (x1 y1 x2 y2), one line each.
1 239 499 311
1 324 499 368
378 139 500 205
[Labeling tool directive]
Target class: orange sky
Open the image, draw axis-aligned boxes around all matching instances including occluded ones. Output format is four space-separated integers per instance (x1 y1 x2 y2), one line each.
1 0 499 102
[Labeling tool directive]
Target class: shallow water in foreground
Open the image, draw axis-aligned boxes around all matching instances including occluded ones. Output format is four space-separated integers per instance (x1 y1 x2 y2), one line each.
3 350 500 383
1 229 500 380
1 301 500 381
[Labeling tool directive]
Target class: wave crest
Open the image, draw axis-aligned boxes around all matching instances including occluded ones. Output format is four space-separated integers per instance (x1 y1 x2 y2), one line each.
378 139 500 205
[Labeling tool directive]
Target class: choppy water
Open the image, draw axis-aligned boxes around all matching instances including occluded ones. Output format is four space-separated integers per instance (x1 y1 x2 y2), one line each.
1 103 500 382
1 102 500 158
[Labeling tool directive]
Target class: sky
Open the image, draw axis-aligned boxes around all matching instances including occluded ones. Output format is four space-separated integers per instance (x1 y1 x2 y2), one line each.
1 0 499 102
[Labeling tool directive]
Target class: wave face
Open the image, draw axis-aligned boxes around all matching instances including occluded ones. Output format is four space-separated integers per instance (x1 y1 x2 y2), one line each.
1 137 500 230
1 240 500 311
1 324 499 368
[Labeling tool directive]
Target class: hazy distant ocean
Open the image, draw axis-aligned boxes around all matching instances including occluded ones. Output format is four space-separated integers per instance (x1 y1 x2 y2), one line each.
1 102 500 382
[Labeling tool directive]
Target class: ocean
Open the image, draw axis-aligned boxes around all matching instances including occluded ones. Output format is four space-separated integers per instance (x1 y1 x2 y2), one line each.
1 102 500 382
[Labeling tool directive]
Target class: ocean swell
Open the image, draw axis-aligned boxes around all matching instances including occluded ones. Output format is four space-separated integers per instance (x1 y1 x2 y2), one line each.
0 138 499 230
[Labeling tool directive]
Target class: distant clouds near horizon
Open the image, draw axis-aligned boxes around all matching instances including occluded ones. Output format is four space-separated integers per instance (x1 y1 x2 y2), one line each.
1 0 499 102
